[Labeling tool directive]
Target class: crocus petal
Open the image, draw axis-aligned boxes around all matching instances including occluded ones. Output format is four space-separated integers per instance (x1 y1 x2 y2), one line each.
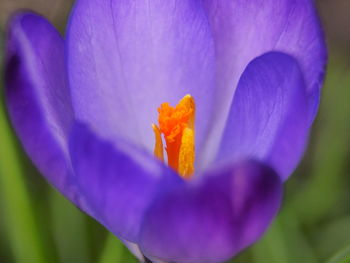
139 161 282 263
202 0 326 116
4 12 85 207
69 122 184 242
67 0 216 153
199 0 327 163
217 52 309 180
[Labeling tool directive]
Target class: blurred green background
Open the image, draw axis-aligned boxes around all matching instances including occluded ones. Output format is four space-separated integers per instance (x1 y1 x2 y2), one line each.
0 0 350 262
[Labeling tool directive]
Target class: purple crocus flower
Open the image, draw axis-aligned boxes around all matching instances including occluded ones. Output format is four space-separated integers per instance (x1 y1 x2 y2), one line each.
4 0 326 262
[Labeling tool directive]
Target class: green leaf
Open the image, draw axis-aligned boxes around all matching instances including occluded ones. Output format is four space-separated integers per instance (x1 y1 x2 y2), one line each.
251 216 289 263
250 208 317 263
291 55 350 224
98 234 127 263
50 189 91 263
327 243 350 263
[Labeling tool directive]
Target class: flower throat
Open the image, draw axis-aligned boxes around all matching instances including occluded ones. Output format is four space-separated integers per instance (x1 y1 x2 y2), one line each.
152 95 195 179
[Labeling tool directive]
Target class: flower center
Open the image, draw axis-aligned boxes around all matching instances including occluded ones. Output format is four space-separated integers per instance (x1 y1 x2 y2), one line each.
152 95 195 179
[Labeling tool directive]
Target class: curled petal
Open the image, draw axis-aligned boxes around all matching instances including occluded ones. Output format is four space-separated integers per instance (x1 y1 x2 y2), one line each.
217 52 309 180
200 0 327 164
139 161 282 263
4 12 85 207
202 0 326 116
69 122 184 242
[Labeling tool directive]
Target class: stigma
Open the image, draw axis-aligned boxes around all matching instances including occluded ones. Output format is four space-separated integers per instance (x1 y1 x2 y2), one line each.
152 95 195 179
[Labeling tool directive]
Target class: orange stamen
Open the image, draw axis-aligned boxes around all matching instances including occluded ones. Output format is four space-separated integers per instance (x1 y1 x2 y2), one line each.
152 95 195 179
152 124 164 161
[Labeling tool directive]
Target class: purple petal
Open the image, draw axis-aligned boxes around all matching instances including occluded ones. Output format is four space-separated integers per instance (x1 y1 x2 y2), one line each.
139 161 282 263
203 0 326 115
217 52 309 180
199 0 327 163
4 12 85 207
66 0 216 153
69 122 184 242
